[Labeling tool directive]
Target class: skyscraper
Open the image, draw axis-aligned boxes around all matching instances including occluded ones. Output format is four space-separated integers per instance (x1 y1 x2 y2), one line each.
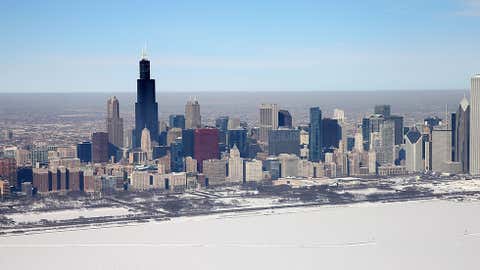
182 129 195 158
322 118 342 149
106 96 124 148
169 114 186 129
471 75 480 174
170 138 184 172
268 128 300 156
278 110 292 128
405 127 423 173
227 145 243 183
76 142 92 163
92 132 109 163
308 107 322 162
374 104 391 118
134 52 159 148
432 126 452 172
455 96 470 173
185 98 201 129
194 128 219 172
141 128 153 160
259 103 279 144
227 128 248 158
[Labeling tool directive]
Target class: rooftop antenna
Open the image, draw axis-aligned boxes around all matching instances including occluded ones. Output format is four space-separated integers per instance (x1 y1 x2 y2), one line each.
141 42 147 59
444 104 449 128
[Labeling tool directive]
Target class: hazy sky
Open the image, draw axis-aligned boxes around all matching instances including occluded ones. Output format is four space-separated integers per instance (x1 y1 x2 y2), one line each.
1 0 479 92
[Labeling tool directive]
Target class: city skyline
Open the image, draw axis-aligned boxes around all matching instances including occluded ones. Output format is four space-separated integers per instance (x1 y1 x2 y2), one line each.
1 0 480 92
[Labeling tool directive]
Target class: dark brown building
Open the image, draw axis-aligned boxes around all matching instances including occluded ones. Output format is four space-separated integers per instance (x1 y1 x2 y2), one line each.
92 132 109 163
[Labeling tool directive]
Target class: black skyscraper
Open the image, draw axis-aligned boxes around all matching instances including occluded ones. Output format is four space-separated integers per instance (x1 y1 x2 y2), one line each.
309 107 323 162
134 54 159 148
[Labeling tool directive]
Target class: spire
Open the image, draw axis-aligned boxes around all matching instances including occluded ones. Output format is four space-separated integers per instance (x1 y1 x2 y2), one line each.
460 94 470 111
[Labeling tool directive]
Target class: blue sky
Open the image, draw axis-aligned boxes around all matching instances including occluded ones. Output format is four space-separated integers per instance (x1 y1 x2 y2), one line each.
0 0 479 92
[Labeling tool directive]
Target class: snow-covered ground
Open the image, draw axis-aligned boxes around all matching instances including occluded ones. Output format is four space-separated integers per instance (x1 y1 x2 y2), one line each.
1 199 480 270
5 207 132 223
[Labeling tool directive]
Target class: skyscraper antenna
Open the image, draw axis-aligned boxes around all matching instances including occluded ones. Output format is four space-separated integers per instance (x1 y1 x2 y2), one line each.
141 42 147 59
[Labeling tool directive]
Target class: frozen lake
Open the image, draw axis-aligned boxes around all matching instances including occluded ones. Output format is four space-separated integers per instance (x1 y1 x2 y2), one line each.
1 199 479 270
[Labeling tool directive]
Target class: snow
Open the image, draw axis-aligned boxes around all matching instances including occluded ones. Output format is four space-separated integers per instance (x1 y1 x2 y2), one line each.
1 199 480 270
5 207 131 223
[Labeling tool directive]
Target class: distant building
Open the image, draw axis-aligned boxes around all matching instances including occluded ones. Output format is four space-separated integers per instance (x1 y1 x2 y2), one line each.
170 138 184 172
308 107 322 162
259 103 279 144
227 117 241 130
227 145 243 183
194 128 219 172
134 54 159 148
185 156 198 173
263 157 281 180
106 96 124 149
182 129 195 158
405 127 423 173
77 142 92 163
268 128 300 156
140 128 153 160
227 128 248 158
431 126 452 173
278 154 300 177
185 98 201 129
245 159 263 182
471 75 480 175
167 128 182 146
455 96 470 173
203 159 226 186
322 118 341 149
374 104 391 118
92 132 109 163
215 116 229 144
169 114 186 129
0 158 16 188
278 110 292 128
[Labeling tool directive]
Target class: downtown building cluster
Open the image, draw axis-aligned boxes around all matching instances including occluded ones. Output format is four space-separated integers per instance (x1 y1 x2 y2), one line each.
1 55 480 199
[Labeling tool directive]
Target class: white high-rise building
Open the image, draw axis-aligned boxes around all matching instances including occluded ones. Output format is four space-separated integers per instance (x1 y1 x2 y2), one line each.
333 109 345 124
405 127 423 173
431 126 452 173
354 132 364 152
470 75 480 175
278 153 299 177
227 145 243 183
245 159 263 182
259 103 279 144
141 128 152 160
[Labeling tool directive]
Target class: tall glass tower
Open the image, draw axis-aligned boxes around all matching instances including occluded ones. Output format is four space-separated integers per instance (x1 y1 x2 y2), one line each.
134 52 159 148
309 107 323 162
